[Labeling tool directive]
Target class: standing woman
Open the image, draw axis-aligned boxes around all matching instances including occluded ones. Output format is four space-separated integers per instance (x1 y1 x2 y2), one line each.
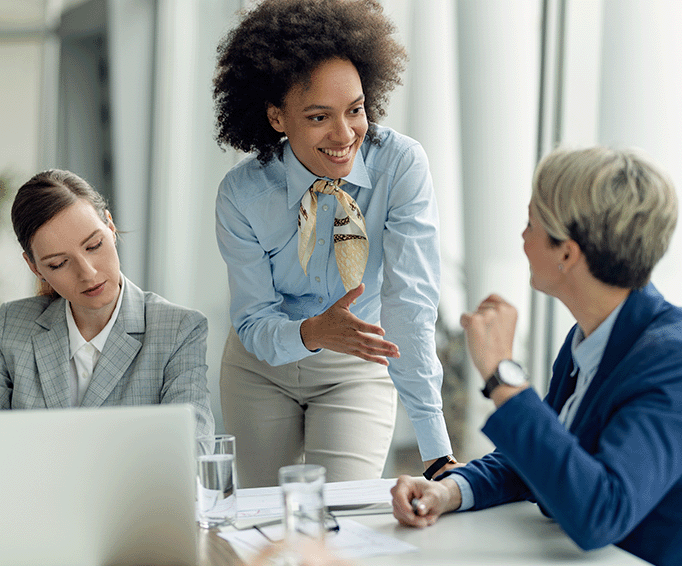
0 169 214 436
214 0 456 487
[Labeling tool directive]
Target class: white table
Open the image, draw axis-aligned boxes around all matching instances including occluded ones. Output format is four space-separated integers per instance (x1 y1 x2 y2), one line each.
348 501 647 565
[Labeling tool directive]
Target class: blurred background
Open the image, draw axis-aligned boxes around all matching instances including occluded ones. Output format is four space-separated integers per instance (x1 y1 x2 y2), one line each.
1 0 681 476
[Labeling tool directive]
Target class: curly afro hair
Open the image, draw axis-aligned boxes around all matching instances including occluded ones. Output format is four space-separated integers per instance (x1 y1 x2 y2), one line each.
213 0 407 164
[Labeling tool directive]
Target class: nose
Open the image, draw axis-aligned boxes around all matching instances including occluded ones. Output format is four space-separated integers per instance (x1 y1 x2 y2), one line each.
75 255 97 280
331 116 354 143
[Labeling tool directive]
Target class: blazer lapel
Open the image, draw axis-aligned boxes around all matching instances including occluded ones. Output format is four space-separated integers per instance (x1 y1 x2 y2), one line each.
80 277 144 407
33 299 72 409
545 325 579 412
570 283 665 434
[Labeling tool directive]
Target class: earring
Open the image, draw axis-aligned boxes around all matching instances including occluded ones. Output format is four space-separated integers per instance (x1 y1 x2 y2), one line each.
41 278 46 282
558 264 563 272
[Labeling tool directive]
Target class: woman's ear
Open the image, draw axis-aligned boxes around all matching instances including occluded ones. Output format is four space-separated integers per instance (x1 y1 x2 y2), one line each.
23 252 41 279
105 210 117 239
267 104 286 133
560 239 582 273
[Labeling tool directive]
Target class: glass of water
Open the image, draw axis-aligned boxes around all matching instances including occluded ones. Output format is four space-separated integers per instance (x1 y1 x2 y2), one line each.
196 434 237 528
279 464 326 541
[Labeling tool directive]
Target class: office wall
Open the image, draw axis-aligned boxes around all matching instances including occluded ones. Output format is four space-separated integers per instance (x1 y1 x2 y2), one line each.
599 0 682 302
112 0 241 433
0 40 39 301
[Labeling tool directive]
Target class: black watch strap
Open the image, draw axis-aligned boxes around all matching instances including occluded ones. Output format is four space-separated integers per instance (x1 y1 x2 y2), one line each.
423 455 457 480
481 374 501 399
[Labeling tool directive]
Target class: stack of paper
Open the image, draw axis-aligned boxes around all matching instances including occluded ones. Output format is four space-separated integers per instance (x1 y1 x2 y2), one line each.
219 478 415 561
233 478 395 529
221 517 417 562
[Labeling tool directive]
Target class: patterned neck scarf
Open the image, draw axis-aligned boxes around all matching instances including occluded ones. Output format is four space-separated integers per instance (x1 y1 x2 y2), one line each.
298 179 369 292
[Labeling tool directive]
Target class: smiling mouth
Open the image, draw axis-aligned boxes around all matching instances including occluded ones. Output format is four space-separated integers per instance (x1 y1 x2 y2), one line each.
319 146 351 158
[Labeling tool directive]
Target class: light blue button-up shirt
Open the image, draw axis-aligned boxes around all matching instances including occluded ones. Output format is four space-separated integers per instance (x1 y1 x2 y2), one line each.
215 125 452 460
558 300 625 429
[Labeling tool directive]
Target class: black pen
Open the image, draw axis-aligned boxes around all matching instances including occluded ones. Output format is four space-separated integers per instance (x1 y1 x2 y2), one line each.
411 497 425 514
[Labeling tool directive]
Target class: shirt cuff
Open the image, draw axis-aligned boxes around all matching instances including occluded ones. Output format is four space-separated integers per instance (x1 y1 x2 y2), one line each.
451 473 474 511
413 413 453 462
274 319 319 362
435 470 474 511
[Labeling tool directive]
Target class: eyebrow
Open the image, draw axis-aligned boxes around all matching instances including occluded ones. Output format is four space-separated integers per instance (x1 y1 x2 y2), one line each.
39 229 102 261
302 94 365 113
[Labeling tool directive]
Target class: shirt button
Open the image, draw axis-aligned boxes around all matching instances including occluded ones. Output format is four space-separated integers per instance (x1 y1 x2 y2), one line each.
81 373 87 380
318 297 323 303
318 239 325 245
322 205 329 211
315 276 321 282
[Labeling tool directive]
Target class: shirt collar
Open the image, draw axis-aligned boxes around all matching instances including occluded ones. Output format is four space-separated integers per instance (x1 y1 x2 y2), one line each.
66 275 126 357
284 140 372 209
570 299 626 378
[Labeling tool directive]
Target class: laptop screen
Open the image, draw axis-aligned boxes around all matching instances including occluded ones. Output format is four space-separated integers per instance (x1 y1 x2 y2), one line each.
0 404 197 566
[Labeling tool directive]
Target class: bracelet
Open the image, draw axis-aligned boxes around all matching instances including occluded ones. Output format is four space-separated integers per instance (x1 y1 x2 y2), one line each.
423 455 457 480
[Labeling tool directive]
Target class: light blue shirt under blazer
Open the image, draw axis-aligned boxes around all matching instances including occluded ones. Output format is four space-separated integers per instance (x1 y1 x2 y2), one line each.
557 300 624 427
215 124 452 460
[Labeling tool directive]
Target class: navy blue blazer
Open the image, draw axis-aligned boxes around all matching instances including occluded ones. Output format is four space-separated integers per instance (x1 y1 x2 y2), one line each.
452 284 682 566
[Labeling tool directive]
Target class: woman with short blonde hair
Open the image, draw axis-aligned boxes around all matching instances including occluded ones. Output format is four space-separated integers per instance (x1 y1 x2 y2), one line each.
531 146 677 288
392 146 682 566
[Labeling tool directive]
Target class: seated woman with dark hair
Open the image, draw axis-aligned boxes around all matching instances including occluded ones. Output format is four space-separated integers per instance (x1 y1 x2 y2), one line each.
391 147 682 566
0 169 214 436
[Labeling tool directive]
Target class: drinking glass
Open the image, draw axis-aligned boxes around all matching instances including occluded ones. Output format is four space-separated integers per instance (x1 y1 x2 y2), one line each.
279 464 326 541
196 434 237 528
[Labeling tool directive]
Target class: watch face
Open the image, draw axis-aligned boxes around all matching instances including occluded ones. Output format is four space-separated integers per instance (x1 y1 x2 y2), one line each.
497 360 527 387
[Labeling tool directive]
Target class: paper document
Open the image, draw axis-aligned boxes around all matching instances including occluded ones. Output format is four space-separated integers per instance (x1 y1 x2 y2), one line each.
232 478 395 529
220 517 417 562
324 478 395 508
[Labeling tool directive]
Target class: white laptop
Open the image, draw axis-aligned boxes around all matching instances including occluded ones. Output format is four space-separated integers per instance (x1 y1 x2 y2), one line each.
0 404 197 566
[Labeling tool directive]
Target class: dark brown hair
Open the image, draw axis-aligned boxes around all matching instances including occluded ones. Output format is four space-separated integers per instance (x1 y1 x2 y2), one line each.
213 0 407 164
11 169 110 296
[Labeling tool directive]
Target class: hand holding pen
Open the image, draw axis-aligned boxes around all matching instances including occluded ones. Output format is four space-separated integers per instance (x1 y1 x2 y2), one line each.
412 497 426 515
390 475 463 528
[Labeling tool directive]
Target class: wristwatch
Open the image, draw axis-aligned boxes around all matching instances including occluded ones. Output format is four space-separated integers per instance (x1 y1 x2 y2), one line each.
481 360 527 399
423 455 457 480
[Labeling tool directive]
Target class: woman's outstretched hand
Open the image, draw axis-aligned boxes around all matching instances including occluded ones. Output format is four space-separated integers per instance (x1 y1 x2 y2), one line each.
300 284 400 365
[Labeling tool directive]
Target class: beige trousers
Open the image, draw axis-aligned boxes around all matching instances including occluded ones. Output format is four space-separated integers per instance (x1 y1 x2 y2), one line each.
220 328 397 488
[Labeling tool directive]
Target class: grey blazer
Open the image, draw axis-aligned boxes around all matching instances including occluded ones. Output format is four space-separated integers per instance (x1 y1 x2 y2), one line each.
0 275 214 436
